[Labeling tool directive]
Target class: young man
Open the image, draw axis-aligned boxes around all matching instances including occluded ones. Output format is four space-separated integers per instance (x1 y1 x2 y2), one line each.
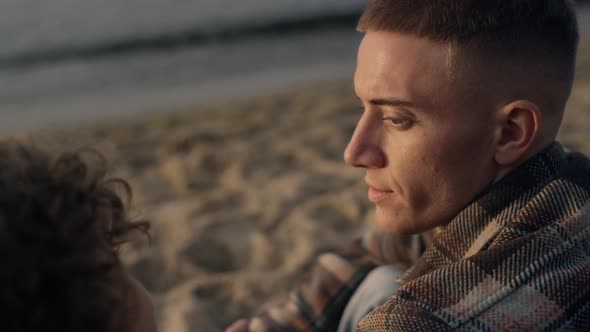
228 0 589 330
0 140 157 332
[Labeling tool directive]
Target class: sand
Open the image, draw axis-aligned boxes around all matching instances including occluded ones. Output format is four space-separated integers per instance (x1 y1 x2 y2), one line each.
35 79 372 331
29 40 590 331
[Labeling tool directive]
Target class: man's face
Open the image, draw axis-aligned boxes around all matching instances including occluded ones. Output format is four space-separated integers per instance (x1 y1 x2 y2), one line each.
345 31 500 234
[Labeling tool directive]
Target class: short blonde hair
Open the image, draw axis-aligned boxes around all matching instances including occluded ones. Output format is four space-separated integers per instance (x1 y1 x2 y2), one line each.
357 0 579 87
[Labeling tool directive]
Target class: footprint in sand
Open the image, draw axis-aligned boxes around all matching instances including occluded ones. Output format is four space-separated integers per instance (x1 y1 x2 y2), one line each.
181 237 238 273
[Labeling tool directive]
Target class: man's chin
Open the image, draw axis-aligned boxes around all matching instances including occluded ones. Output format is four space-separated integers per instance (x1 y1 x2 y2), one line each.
374 210 419 235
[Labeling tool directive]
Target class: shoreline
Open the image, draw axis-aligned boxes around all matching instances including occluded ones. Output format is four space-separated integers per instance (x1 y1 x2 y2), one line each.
2 28 360 135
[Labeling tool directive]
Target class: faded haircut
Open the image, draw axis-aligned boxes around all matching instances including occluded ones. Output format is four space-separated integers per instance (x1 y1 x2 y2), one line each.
357 0 579 87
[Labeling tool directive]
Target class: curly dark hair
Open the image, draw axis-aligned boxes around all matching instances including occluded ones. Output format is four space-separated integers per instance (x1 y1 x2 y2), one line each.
0 140 149 332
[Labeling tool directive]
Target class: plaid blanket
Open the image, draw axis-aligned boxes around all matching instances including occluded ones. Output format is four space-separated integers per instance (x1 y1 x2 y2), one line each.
250 142 590 331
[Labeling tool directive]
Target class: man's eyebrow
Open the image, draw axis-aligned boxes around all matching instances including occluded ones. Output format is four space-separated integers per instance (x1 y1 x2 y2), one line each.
355 94 416 108
370 98 416 108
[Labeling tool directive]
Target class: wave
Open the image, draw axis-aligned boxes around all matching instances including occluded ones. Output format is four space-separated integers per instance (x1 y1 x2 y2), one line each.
0 10 362 70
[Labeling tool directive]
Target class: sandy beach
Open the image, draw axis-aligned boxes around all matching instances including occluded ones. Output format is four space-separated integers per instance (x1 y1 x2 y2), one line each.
27 38 590 332
35 79 371 331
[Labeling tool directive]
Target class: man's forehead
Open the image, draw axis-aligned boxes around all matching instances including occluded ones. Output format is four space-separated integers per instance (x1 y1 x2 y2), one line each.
355 31 453 109
359 31 449 61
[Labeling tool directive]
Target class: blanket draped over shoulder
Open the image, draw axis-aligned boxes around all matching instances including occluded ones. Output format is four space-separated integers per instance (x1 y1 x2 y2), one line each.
250 142 590 331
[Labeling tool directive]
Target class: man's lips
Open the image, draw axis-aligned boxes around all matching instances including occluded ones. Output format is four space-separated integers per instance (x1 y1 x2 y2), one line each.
368 186 394 203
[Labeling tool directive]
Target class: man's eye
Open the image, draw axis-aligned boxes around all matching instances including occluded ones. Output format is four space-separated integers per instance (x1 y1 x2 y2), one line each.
382 117 407 126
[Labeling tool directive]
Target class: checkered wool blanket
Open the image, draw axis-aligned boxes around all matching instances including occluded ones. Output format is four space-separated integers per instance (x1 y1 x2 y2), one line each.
357 142 590 331
250 142 590 331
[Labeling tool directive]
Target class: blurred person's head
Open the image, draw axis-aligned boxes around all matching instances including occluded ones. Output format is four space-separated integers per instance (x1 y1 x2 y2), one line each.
344 0 579 234
0 140 156 332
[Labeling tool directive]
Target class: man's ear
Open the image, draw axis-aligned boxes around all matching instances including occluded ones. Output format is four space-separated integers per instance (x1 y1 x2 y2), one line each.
494 100 542 166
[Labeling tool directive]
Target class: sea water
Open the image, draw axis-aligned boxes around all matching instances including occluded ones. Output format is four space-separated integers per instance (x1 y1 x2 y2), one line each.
1 1 589 133
0 0 365 132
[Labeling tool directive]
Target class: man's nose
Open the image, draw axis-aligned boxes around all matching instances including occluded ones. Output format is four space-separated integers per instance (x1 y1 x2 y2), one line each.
344 113 386 168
